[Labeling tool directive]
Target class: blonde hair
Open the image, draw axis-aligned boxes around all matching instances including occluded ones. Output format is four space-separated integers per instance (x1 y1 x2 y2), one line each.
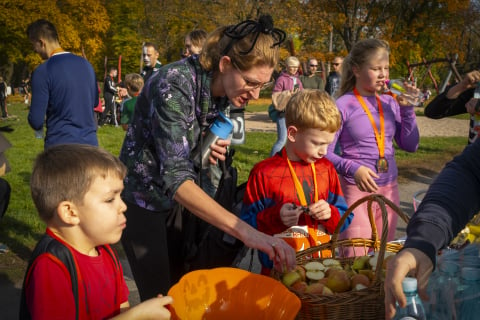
338 39 390 97
285 56 300 67
200 23 280 73
30 144 127 222
125 73 144 96
285 89 340 132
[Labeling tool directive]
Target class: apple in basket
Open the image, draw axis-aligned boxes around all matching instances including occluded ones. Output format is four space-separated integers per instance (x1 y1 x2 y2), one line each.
326 269 351 293
305 282 333 295
282 265 310 287
303 261 326 281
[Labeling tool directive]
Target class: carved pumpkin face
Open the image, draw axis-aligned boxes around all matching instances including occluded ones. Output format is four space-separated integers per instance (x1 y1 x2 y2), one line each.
168 267 301 319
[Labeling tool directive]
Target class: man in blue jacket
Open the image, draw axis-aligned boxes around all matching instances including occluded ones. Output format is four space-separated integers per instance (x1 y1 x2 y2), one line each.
27 19 98 148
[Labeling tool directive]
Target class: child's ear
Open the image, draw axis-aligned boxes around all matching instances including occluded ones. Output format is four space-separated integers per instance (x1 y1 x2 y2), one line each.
56 201 80 225
287 125 298 142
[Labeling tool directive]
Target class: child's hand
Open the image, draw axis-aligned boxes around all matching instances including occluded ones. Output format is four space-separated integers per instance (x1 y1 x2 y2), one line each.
354 166 379 193
279 203 302 227
115 295 173 319
307 200 331 221
396 82 422 107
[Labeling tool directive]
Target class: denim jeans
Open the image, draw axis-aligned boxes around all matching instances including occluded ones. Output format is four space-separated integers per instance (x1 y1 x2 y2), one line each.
270 115 287 157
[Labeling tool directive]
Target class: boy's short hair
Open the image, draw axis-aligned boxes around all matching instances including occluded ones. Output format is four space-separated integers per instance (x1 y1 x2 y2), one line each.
285 89 341 132
124 73 144 96
30 144 127 222
27 19 59 42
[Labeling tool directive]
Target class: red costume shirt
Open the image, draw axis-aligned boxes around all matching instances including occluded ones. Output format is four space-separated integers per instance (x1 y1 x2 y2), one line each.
24 230 129 319
241 149 353 269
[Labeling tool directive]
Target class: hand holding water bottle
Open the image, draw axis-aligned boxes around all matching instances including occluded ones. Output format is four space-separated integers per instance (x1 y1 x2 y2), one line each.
386 79 424 106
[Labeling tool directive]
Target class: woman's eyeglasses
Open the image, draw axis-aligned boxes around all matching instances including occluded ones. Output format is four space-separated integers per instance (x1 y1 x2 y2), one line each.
332 63 340 66
232 61 273 90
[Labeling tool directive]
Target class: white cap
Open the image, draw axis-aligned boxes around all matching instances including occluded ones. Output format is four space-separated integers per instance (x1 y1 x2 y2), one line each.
402 277 418 293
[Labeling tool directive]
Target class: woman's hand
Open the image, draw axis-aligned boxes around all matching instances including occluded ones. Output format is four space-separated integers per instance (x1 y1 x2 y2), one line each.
354 165 379 193
208 138 231 164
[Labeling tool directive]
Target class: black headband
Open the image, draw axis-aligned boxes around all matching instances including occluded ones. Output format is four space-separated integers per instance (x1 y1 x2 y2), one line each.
222 14 286 56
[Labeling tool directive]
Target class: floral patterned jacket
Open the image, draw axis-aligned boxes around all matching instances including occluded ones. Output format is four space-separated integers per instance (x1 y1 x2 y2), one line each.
119 55 229 211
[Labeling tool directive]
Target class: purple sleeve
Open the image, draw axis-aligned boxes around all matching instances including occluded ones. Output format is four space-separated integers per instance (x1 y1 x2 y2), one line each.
394 102 419 152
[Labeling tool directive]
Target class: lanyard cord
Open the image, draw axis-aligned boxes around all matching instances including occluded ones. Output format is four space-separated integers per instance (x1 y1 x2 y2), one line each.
353 87 385 158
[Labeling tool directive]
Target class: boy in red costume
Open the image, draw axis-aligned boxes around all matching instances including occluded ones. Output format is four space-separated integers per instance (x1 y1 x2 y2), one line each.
241 90 353 274
19 144 172 319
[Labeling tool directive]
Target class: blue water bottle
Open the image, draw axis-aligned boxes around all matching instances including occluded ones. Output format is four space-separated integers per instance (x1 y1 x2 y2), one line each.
194 112 233 168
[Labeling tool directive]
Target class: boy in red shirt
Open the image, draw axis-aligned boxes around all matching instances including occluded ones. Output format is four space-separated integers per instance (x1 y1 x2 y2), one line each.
241 90 353 274
19 144 172 319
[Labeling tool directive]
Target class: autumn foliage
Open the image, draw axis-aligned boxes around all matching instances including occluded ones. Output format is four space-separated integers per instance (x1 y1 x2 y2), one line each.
0 0 479 88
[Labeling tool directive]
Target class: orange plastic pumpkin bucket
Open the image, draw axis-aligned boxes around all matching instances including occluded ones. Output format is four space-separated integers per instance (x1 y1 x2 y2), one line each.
167 267 301 320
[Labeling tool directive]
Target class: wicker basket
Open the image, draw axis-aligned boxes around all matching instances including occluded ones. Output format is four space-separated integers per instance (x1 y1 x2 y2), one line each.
278 194 410 320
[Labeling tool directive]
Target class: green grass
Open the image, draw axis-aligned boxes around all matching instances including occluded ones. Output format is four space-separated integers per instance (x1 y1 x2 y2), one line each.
0 97 466 283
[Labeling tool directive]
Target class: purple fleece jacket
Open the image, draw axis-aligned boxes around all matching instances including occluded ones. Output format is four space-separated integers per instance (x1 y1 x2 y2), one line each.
273 71 304 93
326 92 419 186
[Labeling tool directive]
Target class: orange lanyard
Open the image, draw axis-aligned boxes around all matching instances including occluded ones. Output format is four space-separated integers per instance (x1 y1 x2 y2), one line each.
353 87 385 158
287 158 318 247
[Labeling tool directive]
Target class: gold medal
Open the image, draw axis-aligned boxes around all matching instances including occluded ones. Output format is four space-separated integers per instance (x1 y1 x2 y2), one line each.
376 157 389 173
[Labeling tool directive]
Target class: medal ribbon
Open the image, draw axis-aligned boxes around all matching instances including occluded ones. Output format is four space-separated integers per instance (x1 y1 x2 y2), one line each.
353 87 385 159
286 158 318 247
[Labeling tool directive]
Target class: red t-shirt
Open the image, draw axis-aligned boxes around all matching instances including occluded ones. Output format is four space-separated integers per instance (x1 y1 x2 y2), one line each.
25 241 129 319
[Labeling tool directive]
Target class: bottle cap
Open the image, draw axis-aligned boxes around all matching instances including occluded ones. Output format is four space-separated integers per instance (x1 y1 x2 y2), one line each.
210 112 233 139
387 79 406 93
401 277 418 292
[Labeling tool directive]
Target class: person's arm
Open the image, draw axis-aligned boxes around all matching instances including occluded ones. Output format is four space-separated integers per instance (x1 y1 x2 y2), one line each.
175 180 295 270
105 76 118 95
384 138 480 319
392 97 419 152
241 164 290 235
28 68 48 130
424 70 480 119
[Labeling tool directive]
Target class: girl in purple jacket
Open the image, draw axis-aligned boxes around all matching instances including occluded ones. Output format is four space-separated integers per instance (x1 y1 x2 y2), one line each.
325 39 420 255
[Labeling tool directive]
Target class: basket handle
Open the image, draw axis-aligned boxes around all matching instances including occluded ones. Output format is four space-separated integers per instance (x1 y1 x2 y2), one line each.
332 193 409 243
335 194 410 279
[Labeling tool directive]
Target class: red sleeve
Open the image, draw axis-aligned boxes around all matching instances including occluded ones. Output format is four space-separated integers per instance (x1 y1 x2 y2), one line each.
319 205 341 234
26 254 76 320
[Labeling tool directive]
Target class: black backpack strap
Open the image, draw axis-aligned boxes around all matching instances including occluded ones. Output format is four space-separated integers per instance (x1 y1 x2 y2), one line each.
19 234 80 320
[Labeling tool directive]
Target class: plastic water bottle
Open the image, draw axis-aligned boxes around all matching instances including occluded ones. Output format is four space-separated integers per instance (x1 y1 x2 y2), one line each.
394 277 426 320
386 79 424 106
193 112 233 168
456 267 480 320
